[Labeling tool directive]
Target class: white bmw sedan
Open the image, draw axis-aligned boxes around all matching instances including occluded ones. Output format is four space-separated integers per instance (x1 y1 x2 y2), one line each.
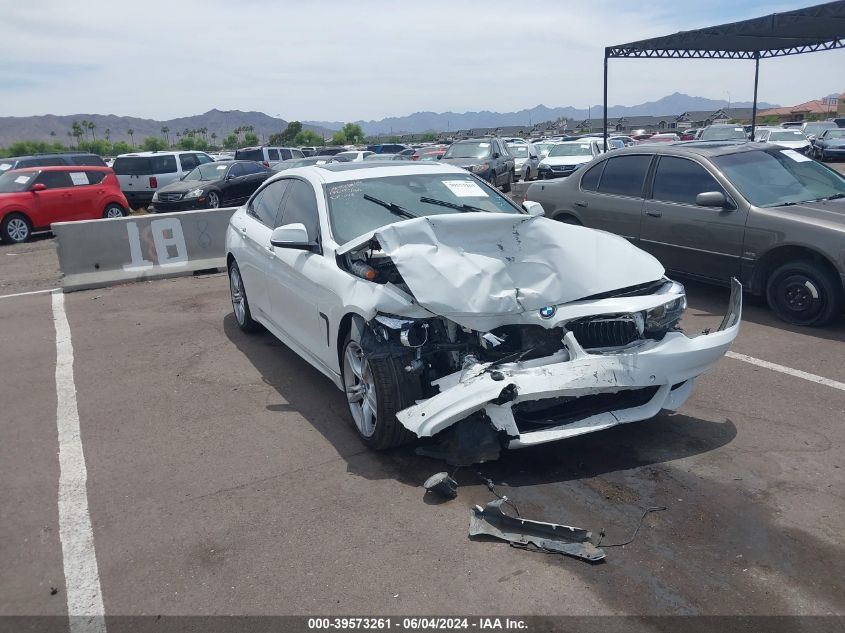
226 162 740 456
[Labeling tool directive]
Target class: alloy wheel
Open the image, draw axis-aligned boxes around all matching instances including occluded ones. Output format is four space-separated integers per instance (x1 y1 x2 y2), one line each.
7 217 29 242
343 341 378 438
229 265 246 325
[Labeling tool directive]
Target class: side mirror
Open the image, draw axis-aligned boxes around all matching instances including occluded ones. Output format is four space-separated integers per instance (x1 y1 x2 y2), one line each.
695 191 729 208
436 155 442 160
30 183 46 192
522 200 545 217
270 223 315 250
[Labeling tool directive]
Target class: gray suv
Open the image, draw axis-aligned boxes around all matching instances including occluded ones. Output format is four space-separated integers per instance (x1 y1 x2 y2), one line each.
440 138 515 192
525 141 845 326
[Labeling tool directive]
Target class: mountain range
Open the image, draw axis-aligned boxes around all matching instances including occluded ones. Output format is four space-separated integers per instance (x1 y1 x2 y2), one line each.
0 110 334 148
304 93 778 136
0 94 779 146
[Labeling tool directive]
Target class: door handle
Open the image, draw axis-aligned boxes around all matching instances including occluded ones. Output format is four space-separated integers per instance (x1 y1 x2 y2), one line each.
574 201 587 208
645 209 662 218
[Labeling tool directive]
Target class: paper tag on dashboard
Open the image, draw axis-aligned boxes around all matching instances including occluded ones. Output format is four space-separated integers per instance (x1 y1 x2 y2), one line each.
443 179 488 197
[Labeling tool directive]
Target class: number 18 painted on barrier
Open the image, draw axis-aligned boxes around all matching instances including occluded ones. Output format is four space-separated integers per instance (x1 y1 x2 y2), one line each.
123 219 189 271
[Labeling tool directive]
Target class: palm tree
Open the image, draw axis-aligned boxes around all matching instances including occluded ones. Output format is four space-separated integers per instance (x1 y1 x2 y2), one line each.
104 128 111 141
128 128 135 147
87 121 97 142
210 132 217 146
200 127 208 142
67 130 73 149
161 126 170 146
72 121 84 147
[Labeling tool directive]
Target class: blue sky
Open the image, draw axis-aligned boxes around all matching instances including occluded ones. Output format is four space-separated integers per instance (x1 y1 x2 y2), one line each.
0 0 841 120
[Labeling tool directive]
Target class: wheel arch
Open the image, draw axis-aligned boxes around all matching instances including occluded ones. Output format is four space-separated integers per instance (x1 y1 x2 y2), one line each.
750 244 842 295
550 210 583 225
336 311 368 371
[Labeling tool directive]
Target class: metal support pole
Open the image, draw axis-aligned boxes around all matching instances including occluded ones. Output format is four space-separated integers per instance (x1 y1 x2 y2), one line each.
603 52 609 151
751 53 760 140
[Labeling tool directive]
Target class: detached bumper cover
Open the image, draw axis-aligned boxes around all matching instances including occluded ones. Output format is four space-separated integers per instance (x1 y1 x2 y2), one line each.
396 279 742 447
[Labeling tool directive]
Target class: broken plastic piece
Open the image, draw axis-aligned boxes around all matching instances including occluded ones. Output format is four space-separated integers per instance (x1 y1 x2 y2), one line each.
415 417 502 466
423 472 458 499
469 499 605 563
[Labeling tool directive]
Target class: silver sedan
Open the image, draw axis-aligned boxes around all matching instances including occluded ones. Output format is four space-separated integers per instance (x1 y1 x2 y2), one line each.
507 142 541 182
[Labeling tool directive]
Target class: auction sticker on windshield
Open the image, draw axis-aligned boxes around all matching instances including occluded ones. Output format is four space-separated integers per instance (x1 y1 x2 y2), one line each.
782 149 812 162
70 172 89 185
14 175 31 184
0 163 12 171
443 179 488 197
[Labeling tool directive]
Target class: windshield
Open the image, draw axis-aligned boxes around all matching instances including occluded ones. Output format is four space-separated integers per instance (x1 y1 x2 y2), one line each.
533 142 555 157
508 146 529 157
803 123 836 135
713 148 845 207
0 171 36 193
769 130 806 141
325 173 521 244
548 143 593 157
823 130 845 139
443 142 492 159
700 126 747 141
185 163 229 181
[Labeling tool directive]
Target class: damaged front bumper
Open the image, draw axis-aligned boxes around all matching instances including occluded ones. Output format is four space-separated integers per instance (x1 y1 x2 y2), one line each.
397 279 742 448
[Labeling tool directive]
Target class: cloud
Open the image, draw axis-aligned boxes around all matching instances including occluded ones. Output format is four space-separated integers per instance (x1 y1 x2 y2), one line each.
0 0 841 120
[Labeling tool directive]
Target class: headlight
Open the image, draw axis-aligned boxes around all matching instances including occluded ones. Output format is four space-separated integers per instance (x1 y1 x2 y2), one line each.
184 188 204 199
472 163 489 174
644 280 687 335
538 163 549 170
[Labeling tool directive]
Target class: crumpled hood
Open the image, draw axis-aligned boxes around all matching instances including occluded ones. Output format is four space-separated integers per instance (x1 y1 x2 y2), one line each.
339 213 665 318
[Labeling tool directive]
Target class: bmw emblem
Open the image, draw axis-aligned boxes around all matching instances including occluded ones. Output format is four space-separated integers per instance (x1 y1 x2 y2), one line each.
539 306 556 319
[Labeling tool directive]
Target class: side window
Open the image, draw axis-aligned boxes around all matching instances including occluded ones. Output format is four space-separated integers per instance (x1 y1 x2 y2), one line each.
197 153 213 164
179 153 200 171
279 180 320 241
34 171 73 189
280 149 292 160
150 155 177 173
580 161 605 192
292 149 304 158
69 171 91 186
85 171 107 184
70 155 106 166
242 162 266 175
229 163 246 178
597 155 651 198
248 179 290 227
267 149 280 161
652 157 725 205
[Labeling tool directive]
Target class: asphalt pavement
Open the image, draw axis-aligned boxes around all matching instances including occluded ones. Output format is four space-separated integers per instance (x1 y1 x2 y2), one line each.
1 190 844 624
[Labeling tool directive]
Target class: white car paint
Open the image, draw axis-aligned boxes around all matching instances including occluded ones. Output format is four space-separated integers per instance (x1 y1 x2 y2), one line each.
226 162 741 451
755 128 811 152
335 151 374 162
538 139 604 174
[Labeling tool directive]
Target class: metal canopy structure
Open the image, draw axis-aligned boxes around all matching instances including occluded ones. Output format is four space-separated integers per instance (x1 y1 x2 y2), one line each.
603 1 845 146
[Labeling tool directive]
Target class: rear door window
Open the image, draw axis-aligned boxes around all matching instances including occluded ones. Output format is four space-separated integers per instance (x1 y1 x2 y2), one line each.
652 157 725 205
280 149 292 160
291 149 304 158
229 163 246 178
85 170 107 184
150 155 177 173
248 179 291 227
597 155 651 198
580 161 605 191
34 171 73 189
241 162 266 175
267 149 280 161
179 153 200 171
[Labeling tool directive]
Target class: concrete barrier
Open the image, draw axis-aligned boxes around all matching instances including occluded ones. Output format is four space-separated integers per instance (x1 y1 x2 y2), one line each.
53 207 237 292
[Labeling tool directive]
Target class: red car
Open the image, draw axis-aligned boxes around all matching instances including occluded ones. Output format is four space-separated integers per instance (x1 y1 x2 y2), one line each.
0 165 128 243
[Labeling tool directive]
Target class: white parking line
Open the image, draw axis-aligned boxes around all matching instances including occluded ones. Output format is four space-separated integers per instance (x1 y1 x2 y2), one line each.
0 287 60 300
726 351 845 392
52 291 107 633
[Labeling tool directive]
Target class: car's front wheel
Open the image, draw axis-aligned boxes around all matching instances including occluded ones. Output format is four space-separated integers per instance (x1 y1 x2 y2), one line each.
765 260 843 326
207 191 221 208
103 204 126 219
342 330 413 450
1 213 32 244
228 260 261 333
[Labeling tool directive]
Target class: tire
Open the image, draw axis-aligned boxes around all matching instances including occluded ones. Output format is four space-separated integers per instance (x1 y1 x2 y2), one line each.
502 170 513 193
1 213 32 244
103 204 126 219
207 191 221 209
228 260 261 333
765 260 843 327
341 327 415 450
524 167 531 182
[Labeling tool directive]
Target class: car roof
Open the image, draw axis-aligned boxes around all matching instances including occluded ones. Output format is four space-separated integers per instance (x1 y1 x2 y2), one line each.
115 151 205 157
610 140 772 158
7 165 112 173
